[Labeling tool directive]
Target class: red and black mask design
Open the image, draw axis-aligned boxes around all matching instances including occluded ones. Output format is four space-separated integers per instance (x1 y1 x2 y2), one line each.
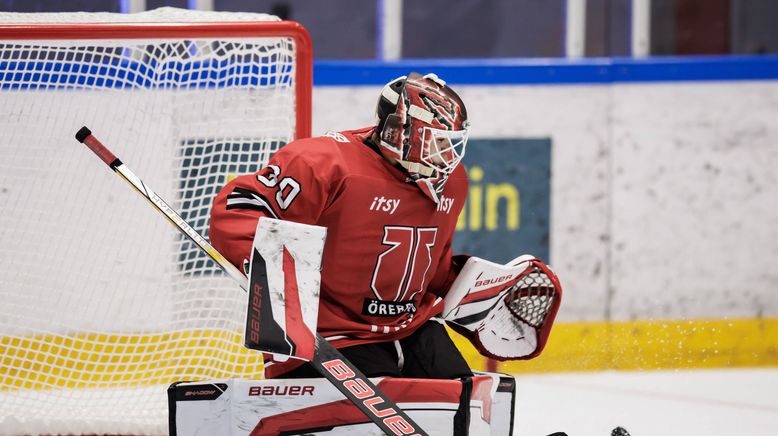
376 72 469 203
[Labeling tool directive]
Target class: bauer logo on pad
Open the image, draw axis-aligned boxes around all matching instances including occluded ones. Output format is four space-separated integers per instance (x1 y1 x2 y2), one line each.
244 218 327 362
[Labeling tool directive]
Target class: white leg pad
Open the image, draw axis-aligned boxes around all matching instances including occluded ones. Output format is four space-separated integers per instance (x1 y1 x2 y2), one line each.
169 373 516 435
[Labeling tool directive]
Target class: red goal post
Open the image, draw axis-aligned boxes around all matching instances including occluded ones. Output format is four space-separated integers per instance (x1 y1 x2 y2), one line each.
0 9 312 435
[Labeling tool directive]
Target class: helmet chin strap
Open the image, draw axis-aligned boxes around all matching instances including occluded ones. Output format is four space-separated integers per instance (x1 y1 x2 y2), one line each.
396 159 436 178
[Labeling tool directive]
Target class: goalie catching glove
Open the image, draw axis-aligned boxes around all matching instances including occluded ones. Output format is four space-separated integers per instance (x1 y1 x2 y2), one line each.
441 255 562 361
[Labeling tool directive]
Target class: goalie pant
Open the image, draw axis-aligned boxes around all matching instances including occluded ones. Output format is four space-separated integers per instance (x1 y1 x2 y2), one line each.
281 321 473 380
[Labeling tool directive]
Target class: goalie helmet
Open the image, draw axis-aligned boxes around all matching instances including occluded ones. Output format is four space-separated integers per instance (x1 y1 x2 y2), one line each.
375 72 470 203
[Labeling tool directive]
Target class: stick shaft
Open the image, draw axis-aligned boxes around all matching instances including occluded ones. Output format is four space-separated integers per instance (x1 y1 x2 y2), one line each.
115 165 248 288
76 126 428 436
76 126 247 289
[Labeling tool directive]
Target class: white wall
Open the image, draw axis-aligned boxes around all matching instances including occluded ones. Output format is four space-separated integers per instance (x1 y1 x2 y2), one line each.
2 80 775 333
313 80 778 322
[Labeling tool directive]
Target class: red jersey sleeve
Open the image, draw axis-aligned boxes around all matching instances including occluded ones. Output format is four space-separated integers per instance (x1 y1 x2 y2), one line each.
209 138 338 271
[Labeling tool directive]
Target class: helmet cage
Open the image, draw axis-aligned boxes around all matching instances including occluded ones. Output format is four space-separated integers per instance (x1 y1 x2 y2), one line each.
419 124 469 178
377 72 468 175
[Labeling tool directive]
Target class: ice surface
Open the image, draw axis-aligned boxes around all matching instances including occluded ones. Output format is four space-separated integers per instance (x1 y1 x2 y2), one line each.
512 368 778 436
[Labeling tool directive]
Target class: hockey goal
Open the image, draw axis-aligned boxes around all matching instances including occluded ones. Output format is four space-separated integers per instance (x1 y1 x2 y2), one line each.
0 8 311 435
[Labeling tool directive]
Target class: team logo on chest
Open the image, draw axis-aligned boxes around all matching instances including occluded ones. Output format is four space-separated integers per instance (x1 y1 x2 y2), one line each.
369 196 401 214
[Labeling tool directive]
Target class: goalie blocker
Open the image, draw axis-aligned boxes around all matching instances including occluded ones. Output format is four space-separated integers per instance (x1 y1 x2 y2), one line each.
168 373 516 436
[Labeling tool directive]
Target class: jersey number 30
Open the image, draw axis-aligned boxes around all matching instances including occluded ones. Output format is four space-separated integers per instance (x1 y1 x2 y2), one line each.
256 164 301 210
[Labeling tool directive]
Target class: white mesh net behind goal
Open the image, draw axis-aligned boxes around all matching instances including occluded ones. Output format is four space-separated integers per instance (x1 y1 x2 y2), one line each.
0 8 309 435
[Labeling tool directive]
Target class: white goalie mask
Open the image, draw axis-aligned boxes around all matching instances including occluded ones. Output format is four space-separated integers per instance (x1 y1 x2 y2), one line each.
375 72 470 203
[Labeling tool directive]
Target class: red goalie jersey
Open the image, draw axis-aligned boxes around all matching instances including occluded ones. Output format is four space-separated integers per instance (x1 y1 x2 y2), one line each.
210 127 468 377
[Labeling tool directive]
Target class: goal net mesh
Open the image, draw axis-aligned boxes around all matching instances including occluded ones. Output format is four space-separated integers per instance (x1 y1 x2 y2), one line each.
0 8 308 435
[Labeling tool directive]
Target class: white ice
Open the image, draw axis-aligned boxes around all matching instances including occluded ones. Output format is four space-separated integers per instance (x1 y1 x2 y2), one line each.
512 368 778 436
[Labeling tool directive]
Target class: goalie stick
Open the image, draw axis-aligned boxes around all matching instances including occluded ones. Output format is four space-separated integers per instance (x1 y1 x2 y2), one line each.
75 126 428 436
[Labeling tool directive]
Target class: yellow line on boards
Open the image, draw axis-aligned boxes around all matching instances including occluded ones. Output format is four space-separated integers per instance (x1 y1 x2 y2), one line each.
449 317 778 373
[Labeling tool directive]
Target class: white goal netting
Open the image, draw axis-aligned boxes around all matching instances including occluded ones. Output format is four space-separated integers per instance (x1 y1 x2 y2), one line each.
0 8 311 435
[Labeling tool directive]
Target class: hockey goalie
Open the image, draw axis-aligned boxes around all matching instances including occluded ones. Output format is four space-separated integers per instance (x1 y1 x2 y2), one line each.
170 72 562 435
170 219 561 436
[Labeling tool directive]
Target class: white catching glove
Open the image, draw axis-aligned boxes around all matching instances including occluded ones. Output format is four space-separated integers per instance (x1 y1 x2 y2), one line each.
442 255 562 361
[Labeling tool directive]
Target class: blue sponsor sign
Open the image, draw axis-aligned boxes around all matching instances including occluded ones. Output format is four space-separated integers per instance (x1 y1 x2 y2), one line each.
452 138 551 264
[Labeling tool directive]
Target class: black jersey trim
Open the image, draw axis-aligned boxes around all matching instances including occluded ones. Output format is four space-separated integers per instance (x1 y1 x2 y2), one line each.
226 187 280 219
